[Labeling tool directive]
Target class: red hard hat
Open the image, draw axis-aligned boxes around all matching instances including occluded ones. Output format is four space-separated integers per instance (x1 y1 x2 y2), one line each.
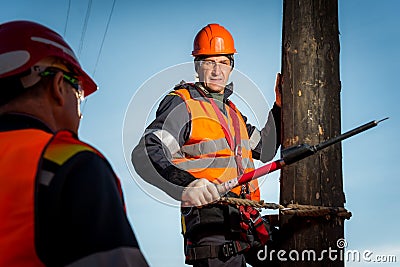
0 20 97 96
192 24 237 56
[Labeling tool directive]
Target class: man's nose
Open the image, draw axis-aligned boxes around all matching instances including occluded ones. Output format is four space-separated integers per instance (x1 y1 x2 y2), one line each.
211 63 222 75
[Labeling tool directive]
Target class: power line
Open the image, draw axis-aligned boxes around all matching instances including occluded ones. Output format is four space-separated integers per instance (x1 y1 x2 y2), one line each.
92 0 117 77
78 0 93 57
63 0 71 36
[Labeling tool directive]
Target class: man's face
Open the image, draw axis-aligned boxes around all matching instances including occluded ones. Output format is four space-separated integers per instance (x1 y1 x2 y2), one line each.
197 55 232 94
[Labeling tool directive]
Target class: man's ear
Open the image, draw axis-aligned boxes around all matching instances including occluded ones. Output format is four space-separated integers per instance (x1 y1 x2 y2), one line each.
50 72 66 106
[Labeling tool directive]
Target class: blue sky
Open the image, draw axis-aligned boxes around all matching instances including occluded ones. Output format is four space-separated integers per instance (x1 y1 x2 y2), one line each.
2 0 399 266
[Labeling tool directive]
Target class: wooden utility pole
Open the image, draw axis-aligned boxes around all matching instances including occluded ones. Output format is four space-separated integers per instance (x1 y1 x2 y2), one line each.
279 0 345 266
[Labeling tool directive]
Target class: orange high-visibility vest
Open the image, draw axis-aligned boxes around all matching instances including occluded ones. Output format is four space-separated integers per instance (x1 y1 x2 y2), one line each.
0 129 105 266
172 88 260 200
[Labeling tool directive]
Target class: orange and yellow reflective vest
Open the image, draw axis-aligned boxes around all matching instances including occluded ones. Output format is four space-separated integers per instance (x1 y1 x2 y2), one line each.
0 129 107 266
171 87 260 201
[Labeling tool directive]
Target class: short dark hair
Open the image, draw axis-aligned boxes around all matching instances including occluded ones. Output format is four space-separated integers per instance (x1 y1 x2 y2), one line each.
0 73 49 107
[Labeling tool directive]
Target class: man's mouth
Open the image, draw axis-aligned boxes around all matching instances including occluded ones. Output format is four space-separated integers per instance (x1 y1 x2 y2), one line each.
209 78 223 83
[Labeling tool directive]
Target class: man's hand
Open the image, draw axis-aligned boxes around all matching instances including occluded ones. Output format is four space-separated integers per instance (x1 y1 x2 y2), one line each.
275 73 282 107
181 178 221 207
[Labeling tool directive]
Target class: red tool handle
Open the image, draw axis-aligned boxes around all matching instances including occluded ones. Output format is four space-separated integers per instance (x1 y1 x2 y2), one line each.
217 159 285 195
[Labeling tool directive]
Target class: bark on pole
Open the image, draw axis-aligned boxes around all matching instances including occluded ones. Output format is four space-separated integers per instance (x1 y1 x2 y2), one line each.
279 0 345 266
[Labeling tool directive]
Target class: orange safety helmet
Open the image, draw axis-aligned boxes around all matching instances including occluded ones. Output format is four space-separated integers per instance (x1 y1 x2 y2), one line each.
0 20 97 96
192 24 237 56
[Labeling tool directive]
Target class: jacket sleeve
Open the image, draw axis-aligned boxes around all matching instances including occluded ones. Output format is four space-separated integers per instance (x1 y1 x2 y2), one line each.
36 151 149 267
244 102 282 162
131 93 196 200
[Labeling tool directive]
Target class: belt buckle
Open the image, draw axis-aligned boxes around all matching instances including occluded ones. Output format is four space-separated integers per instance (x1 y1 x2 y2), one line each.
222 242 236 258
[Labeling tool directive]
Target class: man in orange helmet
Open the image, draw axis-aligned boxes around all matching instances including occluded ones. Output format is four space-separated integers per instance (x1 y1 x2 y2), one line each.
0 20 148 266
132 23 281 266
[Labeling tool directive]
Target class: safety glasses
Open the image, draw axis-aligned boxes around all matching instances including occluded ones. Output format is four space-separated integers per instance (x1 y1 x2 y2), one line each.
40 69 84 101
199 60 232 70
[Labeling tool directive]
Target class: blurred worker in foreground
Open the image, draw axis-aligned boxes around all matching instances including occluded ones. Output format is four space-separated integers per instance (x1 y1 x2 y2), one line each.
0 20 148 267
132 23 281 266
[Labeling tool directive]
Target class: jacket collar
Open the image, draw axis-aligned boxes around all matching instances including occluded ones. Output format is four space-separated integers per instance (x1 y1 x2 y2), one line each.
183 82 233 102
0 113 54 133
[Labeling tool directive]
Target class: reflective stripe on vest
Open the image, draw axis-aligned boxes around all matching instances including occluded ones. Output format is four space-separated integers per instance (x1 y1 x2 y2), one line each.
172 88 260 200
0 129 121 266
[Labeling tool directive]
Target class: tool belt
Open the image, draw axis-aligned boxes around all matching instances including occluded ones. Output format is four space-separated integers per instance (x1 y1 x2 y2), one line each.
185 240 251 263
181 200 271 263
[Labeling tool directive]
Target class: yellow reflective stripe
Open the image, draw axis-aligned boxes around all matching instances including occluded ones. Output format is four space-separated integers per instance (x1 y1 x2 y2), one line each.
44 143 94 165
175 156 237 170
181 138 252 157
148 129 181 156
181 138 228 156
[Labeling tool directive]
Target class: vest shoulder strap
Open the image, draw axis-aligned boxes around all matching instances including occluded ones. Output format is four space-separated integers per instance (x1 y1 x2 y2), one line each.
43 130 103 166
173 81 197 91
37 130 124 206
38 130 108 191
172 82 198 100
